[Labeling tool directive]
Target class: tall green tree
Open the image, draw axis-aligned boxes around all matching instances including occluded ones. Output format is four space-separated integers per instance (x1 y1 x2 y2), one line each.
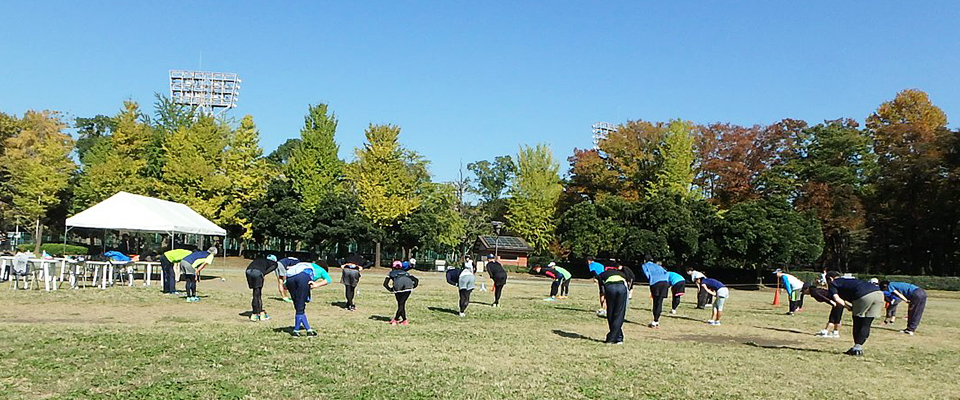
74 114 116 161
287 104 342 211
161 115 231 221
506 143 561 254
346 124 420 265
649 119 696 198
0 111 75 251
221 115 272 250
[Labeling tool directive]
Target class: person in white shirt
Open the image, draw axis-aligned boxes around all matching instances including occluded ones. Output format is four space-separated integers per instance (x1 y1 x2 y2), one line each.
686 267 711 309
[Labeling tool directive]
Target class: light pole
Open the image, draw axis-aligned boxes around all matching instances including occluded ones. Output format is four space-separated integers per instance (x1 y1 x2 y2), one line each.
491 221 503 260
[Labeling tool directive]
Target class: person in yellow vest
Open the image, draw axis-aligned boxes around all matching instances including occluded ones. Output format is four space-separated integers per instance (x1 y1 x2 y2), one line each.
160 249 191 294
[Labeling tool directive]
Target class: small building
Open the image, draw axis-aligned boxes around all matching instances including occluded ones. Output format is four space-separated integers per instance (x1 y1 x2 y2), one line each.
473 235 533 268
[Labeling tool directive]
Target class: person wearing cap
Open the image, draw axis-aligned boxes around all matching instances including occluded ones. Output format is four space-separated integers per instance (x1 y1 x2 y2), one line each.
179 248 215 302
457 260 477 317
802 284 843 337
598 265 629 344
640 256 670 328
340 255 365 311
245 255 280 321
383 261 420 325
686 267 711 309
275 257 300 303
882 290 902 325
531 263 565 301
878 280 926 335
586 257 607 316
667 271 686 314
699 277 728 325
485 254 507 307
825 271 884 356
285 262 331 337
776 269 805 315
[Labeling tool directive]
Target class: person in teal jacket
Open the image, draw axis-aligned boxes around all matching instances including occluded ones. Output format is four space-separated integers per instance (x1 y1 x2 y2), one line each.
667 271 686 314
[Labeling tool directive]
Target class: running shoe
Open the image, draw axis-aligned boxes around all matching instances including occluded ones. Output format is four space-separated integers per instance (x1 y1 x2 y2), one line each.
706 319 715 325
283 297 293 303
290 330 302 337
459 312 466 318
711 321 721 326
260 314 270 321
305 329 318 337
844 348 863 356
830 331 840 338
648 321 660 328
786 311 795 315
543 297 556 302
250 314 260 322
389 319 398 325
900 330 914 335
596 309 607 317
670 309 677 315
400 320 409 326
815 330 829 337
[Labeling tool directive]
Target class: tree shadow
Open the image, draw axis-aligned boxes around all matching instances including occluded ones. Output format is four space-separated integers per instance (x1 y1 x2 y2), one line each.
552 329 604 343
427 306 460 315
753 326 808 335
742 341 831 354
369 315 392 322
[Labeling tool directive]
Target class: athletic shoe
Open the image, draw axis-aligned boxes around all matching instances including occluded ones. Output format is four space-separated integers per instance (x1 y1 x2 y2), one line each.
786 312 795 315
648 321 660 328
543 298 556 302
900 330 914 335
250 314 260 322
389 319 398 325
706 319 715 324
596 309 607 317
400 320 409 326
815 329 829 337
290 330 302 337
459 312 466 318
711 321 721 326
260 314 270 321
283 297 293 303
844 348 863 356
830 331 840 338
670 309 677 315
705 303 712 307
305 329 318 337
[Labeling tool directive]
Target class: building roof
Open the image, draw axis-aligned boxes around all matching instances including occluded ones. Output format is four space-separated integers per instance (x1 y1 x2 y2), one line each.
475 235 533 252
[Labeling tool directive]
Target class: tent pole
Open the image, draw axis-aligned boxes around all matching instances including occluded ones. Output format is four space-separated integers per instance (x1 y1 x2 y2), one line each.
221 234 227 282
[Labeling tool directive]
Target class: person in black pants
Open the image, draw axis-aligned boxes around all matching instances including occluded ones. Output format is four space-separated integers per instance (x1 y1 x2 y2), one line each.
340 256 363 311
244 255 278 322
599 266 629 344
485 254 508 307
826 271 884 356
618 262 635 300
383 261 419 325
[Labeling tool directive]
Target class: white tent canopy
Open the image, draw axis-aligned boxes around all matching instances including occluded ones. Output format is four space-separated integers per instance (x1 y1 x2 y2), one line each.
66 191 226 236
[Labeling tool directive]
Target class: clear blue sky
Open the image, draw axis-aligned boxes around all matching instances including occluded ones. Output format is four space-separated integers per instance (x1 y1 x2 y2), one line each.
2 2 959 182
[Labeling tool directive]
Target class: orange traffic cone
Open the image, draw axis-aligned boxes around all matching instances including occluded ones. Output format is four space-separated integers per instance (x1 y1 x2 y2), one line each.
772 281 781 306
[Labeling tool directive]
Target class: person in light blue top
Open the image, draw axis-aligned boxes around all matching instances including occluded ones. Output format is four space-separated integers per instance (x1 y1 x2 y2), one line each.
879 281 926 335
640 257 670 328
285 262 330 337
586 257 607 316
667 271 686 314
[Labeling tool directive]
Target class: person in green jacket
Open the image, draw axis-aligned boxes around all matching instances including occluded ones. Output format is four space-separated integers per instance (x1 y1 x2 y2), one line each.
532 262 572 301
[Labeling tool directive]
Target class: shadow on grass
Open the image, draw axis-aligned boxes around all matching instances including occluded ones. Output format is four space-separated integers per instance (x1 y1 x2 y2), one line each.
753 325 808 335
552 329 604 343
471 301 493 306
668 315 706 323
369 315 392 322
554 306 595 313
427 306 460 315
331 301 349 309
238 311 255 317
742 341 831 353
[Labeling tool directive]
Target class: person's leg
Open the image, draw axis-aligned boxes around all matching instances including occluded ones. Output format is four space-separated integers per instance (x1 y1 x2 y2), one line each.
394 292 403 321
885 302 898 323
561 278 570 297
652 295 664 322
671 295 681 311
459 289 469 313
252 286 263 314
550 279 560 298
494 281 504 305
189 275 197 298
696 287 707 309
906 289 926 332
605 284 627 343
798 290 805 310
288 273 312 332
398 291 410 321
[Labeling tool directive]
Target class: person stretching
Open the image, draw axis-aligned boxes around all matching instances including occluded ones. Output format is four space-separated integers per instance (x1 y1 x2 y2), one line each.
686 267 710 308
275 257 300 303
587 257 607 316
640 256 670 328
285 262 330 337
531 264 563 301
485 254 508 307
667 271 686 314
550 262 572 299
619 262 636 300
383 261 420 325
699 277 728 326
179 248 215 303
458 262 476 317
879 281 927 335
341 256 364 311
598 265 629 344
776 269 805 315
245 255 278 321
826 271 884 356
882 290 901 325
159 249 191 294
804 285 843 338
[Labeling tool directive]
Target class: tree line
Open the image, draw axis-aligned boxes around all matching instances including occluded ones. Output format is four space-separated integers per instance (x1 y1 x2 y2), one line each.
1 89 958 275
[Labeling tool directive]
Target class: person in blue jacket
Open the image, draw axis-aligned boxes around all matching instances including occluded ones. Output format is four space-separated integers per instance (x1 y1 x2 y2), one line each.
586 257 607 316
882 290 901 325
776 269 806 315
667 271 686 314
640 256 670 328
879 281 927 335
699 277 729 326
285 262 331 337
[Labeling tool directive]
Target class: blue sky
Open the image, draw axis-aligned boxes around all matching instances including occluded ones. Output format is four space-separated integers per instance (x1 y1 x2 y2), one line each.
2 1 959 182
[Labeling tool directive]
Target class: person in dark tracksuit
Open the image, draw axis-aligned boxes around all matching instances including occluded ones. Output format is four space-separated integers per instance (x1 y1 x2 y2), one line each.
804 285 843 338
599 266 629 344
160 249 191 294
285 262 331 337
485 254 508 307
641 257 670 328
383 261 419 325
686 267 710 308
340 256 364 311
879 281 927 335
618 262 636 300
245 255 278 321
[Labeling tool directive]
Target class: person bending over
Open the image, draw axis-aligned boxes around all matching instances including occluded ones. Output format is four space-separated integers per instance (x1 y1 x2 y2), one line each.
667 271 686 314
285 262 331 337
641 256 670 328
384 261 420 325
485 254 508 307
245 255 278 321
826 271 884 356
804 285 843 338
879 281 926 335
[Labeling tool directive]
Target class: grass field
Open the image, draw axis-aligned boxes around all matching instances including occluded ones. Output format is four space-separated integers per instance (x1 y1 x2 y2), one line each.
2 258 960 399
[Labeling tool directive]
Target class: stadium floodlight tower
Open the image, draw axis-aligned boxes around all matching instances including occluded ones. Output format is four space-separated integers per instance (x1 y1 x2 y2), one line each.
592 122 617 149
169 70 241 117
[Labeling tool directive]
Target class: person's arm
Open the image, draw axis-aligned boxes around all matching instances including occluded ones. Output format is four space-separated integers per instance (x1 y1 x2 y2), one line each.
892 290 910 303
383 277 393 292
195 262 208 276
832 294 852 310
277 275 287 297
410 275 419 288
310 278 329 289
701 284 716 296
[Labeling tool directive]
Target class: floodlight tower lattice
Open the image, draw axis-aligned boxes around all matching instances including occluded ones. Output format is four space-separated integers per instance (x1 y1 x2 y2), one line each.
592 122 617 150
169 70 241 118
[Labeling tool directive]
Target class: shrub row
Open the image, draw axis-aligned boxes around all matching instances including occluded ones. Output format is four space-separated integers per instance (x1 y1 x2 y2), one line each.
790 271 960 291
15 243 89 256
